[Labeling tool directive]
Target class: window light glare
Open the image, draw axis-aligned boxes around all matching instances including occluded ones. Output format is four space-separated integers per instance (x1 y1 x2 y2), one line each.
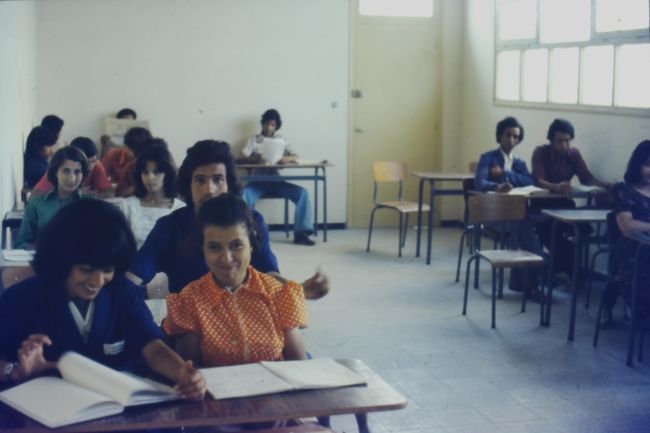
498 0 537 40
580 46 614 106
596 0 650 32
496 51 521 100
615 44 650 108
540 0 591 43
549 47 579 104
522 49 548 102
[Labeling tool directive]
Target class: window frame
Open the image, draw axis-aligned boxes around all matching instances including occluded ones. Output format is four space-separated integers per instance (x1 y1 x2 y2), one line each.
494 0 650 117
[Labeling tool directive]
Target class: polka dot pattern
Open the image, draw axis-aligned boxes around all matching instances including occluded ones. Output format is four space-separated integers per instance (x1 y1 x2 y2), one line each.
163 267 308 366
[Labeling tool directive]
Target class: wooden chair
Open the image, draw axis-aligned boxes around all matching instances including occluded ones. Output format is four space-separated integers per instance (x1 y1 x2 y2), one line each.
461 193 545 328
468 161 478 173
366 161 429 257
0 266 34 294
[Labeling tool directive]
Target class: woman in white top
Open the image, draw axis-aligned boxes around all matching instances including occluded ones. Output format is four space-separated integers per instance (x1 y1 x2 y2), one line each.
120 142 185 249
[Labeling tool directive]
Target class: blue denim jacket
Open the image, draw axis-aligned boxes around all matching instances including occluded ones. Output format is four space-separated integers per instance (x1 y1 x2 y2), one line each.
475 148 533 192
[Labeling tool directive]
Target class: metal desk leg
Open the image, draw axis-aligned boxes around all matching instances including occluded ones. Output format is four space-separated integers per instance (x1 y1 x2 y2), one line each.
426 180 435 265
313 167 319 238
323 166 328 242
568 223 583 342
415 178 425 258
545 220 559 326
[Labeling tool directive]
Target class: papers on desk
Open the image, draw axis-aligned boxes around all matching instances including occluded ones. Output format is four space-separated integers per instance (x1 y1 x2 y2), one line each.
2 249 34 262
504 185 549 196
145 299 167 325
260 138 287 165
0 352 179 428
294 159 327 165
201 358 366 400
571 184 606 194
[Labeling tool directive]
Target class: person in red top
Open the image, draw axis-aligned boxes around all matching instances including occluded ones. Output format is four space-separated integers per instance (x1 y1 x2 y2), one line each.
100 127 152 189
32 137 113 198
531 118 611 278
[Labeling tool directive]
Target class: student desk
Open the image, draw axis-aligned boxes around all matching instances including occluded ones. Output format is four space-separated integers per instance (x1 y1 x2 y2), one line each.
0 359 407 433
2 210 24 249
541 209 609 341
238 162 332 242
410 172 474 265
624 232 650 366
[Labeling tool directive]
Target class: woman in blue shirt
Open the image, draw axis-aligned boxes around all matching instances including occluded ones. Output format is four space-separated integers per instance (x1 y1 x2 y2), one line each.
0 199 205 400
23 126 58 189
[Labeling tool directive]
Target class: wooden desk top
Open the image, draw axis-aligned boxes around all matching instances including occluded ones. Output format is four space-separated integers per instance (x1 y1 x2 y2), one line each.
0 359 406 433
237 161 332 169
410 171 474 181
541 209 609 223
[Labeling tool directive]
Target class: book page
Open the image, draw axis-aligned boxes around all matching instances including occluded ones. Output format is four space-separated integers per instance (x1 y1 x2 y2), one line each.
261 358 366 390
571 184 605 193
200 363 294 399
145 299 167 325
260 138 286 165
0 377 122 428
103 118 150 146
507 185 548 196
58 352 176 406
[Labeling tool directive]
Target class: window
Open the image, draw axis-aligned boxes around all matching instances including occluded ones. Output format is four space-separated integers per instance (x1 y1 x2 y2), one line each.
495 0 650 112
359 0 433 18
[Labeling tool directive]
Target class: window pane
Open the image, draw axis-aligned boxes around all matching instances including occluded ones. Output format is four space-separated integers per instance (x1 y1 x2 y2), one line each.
616 44 650 108
549 48 579 104
359 0 433 17
596 0 649 32
540 0 591 43
498 0 537 41
522 49 548 102
496 50 521 100
581 46 614 106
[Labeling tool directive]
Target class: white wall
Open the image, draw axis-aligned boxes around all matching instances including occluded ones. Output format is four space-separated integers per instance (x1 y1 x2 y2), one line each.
0 2 37 217
459 0 650 191
33 0 349 224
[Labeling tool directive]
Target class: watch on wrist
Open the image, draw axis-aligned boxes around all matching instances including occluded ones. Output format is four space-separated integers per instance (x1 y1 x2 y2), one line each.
3 362 17 382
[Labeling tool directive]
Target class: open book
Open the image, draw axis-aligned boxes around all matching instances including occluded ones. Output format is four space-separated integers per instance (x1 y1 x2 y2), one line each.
201 358 366 400
571 184 606 194
0 352 179 428
504 185 549 196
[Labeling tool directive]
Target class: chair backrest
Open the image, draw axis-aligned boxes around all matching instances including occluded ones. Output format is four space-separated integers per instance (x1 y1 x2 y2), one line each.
468 161 478 173
373 161 408 182
467 193 526 225
0 266 34 295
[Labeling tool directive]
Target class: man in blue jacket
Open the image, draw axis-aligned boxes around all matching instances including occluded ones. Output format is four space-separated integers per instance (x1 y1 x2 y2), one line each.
475 116 534 192
474 117 542 296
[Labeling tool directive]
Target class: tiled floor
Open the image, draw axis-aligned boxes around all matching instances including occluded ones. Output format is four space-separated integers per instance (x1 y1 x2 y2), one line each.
269 227 650 433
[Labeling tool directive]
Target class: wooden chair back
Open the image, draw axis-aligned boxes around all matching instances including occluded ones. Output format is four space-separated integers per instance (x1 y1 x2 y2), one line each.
373 161 408 183
0 266 34 294
467 193 526 225
468 161 478 173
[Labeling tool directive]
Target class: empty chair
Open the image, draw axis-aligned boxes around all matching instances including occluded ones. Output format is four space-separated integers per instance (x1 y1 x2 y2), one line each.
462 193 545 328
366 161 429 257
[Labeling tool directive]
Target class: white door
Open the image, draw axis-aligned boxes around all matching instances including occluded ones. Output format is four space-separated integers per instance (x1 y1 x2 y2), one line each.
348 0 441 228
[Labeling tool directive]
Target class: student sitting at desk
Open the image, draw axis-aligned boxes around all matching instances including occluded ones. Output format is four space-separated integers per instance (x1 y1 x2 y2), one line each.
23 126 59 189
127 140 328 300
240 109 316 246
0 199 205 400
41 114 66 148
32 137 114 198
101 126 152 188
100 107 138 157
610 140 650 321
475 117 542 295
119 144 185 249
15 146 88 249
531 118 611 278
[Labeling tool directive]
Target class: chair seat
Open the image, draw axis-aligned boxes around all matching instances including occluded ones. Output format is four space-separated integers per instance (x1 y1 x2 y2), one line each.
477 249 544 268
376 201 430 213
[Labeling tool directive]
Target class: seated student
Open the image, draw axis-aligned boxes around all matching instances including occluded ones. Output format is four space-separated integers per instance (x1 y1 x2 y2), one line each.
41 114 65 148
15 146 88 249
531 118 611 278
127 140 328 301
0 199 205 401
101 126 152 186
119 144 185 249
23 126 58 189
475 117 542 295
475 116 533 192
32 137 114 198
100 107 138 157
114 137 164 198
240 109 316 246
610 140 650 321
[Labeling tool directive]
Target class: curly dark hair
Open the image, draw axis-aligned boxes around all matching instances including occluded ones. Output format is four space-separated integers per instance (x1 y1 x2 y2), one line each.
46 146 89 187
624 140 650 185
197 193 261 252
133 144 177 198
495 116 524 143
261 109 282 130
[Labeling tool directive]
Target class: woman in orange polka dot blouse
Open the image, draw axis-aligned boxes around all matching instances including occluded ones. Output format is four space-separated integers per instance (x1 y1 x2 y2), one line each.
162 193 308 366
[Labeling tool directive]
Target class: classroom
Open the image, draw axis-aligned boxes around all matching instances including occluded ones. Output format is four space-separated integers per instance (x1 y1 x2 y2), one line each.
1 1 650 432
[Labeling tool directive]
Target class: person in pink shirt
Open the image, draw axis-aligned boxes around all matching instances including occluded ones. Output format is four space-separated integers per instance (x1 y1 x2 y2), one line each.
32 137 114 198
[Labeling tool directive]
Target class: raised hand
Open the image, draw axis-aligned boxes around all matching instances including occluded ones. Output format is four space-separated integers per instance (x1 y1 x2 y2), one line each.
16 334 57 381
302 271 330 300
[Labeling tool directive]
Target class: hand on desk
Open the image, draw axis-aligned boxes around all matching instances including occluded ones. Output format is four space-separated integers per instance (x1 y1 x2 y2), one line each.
556 181 572 194
15 334 57 382
175 360 206 401
302 271 330 300
495 182 513 193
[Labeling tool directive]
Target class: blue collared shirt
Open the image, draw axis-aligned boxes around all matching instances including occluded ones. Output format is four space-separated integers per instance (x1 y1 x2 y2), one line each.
130 206 279 293
0 275 163 372
475 148 534 192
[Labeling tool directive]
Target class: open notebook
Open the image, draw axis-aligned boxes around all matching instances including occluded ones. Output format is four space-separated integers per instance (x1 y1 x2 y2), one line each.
201 358 366 400
0 352 179 428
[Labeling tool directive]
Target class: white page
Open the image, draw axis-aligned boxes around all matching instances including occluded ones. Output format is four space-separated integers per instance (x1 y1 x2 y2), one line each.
506 185 548 196
0 377 122 428
2 249 34 261
260 138 286 164
200 363 294 399
58 352 175 406
571 184 605 193
145 299 167 325
261 358 366 390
